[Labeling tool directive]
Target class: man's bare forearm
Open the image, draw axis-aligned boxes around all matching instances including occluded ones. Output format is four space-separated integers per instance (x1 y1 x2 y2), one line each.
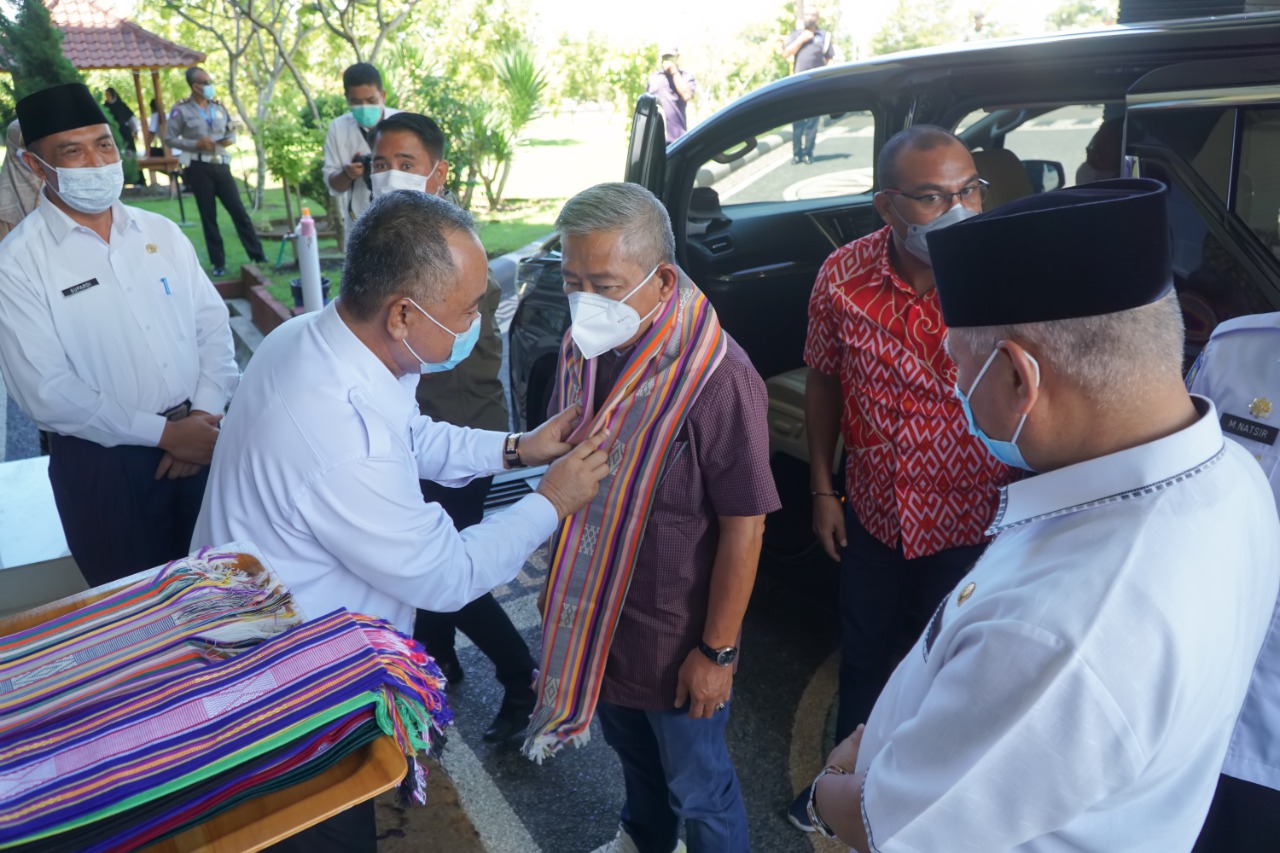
702 515 765 648
806 368 844 492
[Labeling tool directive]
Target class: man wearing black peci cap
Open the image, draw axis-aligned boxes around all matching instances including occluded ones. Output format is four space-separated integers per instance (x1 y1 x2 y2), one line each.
803 179 1280 852
0 83 238 586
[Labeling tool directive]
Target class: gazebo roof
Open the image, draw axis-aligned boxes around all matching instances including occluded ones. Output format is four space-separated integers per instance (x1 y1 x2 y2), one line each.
48 0 204 70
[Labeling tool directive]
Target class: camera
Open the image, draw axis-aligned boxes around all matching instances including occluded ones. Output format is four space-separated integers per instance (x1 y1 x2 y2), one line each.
357 153 372 190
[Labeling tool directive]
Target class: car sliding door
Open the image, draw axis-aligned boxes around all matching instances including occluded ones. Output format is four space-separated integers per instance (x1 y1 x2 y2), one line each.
1124 55 1280 362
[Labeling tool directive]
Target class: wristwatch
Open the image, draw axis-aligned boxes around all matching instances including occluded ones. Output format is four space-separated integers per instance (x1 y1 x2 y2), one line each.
503 433 526 468
807 764 849 839
698 641 738 666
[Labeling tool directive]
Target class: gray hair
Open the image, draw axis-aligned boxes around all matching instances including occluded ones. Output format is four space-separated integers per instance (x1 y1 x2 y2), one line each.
340 190 476 321
947 292 1186 411
555 182 675 270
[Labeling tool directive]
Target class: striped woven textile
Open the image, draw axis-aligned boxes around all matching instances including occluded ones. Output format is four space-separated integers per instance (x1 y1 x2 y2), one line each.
0 551 449 851
524 276 726 761
0 549 300 737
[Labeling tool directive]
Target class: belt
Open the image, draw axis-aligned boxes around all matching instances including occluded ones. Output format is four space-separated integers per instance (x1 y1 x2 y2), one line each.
189 154 229 165
159 401 192 422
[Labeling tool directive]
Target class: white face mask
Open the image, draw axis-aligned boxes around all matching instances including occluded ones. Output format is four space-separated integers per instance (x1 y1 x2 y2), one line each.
566 264 661 360
371 169 429 198
35 156 123 214
901 201 978 266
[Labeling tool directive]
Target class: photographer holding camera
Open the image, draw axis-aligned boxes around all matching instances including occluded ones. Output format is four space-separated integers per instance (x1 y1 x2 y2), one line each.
322 63 399 243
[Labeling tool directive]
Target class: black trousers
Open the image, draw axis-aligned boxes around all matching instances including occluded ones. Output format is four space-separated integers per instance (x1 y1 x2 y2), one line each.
1194 774 1280 852
414 477 536 695
836 506 986 741
183 160 266 267
47 433 208 588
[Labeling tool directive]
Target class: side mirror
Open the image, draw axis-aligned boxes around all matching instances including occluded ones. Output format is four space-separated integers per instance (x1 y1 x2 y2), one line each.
1023 159 1065 194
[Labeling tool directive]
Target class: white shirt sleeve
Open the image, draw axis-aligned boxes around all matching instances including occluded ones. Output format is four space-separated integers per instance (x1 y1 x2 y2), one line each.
295 455 557 612
322 120 346 196
0 263 167 447
180 226 239 415
409 416 506 484
858 620 1144 852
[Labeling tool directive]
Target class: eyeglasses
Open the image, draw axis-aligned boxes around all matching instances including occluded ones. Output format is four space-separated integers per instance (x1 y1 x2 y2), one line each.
882 179 989 215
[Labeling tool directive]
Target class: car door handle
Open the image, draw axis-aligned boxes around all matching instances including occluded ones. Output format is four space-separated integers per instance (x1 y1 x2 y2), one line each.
717 261 804 282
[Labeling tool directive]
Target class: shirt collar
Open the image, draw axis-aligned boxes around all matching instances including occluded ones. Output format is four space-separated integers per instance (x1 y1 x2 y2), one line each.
874 225 935 301
37 192 135 244
315 301 419 422
990 394 1226 534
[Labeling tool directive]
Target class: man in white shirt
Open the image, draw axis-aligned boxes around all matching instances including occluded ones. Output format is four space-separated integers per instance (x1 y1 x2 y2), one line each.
0 83 236 587
193 189 608 635
322 62 400 240
806 179 1280 852
1185 315 1280 852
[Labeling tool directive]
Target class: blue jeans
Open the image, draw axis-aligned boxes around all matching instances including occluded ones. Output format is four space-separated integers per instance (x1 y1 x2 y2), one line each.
597 701 749 853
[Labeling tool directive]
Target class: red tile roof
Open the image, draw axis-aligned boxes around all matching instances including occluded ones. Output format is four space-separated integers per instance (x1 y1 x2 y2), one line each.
48 0 204 70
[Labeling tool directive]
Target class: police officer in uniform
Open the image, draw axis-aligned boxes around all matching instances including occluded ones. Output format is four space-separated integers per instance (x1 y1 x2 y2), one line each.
165 67 267 277
0 83 238 587
1186 315 1280 852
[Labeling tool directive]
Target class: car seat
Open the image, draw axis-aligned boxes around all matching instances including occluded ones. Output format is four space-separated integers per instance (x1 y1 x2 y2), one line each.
971 148 1034 211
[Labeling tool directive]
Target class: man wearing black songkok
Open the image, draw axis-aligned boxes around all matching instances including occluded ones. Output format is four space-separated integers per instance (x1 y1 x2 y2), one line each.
803 179 1280 852
0 83 237 586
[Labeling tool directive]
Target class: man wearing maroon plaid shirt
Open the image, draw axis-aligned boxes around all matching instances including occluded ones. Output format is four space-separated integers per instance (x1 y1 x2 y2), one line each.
789 126 1010 830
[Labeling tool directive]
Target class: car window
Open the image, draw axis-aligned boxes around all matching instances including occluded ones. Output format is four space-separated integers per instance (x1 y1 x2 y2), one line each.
957 104 1118 190
1127 107 1233 205
1236 108 1280 260
1142 159 1276 358
694 111 875 207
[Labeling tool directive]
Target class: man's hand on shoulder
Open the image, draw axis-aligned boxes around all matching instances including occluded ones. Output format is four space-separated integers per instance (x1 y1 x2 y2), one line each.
535 428 610 520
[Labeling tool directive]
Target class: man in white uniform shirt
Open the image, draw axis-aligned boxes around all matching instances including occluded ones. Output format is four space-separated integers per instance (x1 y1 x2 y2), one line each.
805 179 1280 852
322 62 400 240
1185 315 1280 852
193 189 608 635
0 83 236 587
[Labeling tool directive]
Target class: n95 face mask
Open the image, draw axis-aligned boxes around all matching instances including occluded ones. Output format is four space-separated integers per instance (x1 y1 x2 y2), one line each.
567 264 661 359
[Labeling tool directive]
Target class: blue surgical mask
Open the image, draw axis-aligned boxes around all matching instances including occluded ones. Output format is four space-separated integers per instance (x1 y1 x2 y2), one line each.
402 298 481 374
351 104 382 129
954 346 1040 471
202 84 216 100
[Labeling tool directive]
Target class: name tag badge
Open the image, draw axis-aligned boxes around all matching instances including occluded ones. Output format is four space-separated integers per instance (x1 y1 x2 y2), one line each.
1222 412 1279 446
61 278 101 298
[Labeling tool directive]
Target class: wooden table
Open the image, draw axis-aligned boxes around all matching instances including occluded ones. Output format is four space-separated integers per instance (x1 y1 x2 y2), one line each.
0 572 407 853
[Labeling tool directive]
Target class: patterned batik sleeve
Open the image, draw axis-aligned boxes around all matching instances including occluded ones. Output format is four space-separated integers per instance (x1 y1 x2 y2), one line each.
804 258 841 375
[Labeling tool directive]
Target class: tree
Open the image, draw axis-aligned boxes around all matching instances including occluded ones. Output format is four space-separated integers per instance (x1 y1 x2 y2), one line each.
162 0 320 204
312 0 426 65
490 42 547 207
0 0 83 121
1046 0 1118 30
870 0 969 56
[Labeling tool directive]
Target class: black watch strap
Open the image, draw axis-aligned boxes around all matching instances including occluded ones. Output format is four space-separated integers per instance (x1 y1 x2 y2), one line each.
698 641 738 666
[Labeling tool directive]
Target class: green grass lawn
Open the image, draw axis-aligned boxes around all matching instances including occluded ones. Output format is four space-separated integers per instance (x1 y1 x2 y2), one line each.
129 181 559 308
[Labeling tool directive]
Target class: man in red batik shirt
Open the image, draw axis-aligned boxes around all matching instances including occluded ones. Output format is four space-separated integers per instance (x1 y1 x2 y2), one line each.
788 125 1010 831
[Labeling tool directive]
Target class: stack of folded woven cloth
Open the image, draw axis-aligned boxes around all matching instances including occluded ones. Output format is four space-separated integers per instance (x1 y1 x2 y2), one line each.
0 547 451 852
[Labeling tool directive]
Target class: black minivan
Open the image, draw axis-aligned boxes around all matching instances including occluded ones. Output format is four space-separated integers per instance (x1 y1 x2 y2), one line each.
508 12 1280 556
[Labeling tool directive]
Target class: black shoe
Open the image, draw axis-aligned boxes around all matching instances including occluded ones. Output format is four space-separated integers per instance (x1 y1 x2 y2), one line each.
482 692 535 744
210 266 227 278
249 255 268 265
787 786 815 832
792 155 803 164
435 653 464 688
803 155 814 165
